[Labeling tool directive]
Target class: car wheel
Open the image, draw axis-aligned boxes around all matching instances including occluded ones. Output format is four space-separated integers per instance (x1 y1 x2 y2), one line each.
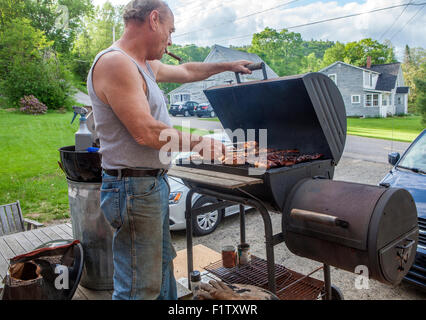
170 113 176 116
210 111 216 118
197 114 202 118
184 110 190 117
192 196 222 236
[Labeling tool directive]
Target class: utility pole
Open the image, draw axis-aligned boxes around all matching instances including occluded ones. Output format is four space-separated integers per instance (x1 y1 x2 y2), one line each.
113 24 116 43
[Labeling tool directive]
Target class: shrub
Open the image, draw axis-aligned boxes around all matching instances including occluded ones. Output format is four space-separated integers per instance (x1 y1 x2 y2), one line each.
19 95 47 115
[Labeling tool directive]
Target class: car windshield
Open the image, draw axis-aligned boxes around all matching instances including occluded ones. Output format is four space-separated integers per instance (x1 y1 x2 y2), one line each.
398 132 426 174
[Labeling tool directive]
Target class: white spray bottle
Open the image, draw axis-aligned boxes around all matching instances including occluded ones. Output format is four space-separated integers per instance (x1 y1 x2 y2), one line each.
71 106 93 152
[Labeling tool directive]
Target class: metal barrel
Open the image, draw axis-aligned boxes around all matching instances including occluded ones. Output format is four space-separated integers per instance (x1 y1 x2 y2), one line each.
67 180 114 290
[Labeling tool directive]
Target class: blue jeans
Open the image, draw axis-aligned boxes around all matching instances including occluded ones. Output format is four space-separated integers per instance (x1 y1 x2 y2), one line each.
100 171 177 300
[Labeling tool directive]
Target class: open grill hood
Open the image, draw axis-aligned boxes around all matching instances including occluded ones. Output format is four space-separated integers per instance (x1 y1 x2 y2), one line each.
204 73 347 165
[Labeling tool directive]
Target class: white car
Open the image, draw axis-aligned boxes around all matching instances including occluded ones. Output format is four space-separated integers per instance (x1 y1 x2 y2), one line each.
168 132 250 236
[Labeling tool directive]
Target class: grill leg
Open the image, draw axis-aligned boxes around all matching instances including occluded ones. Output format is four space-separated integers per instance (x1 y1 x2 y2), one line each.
185 189 196 290
239 205 246 244
256 204 276 294
323 264 332 300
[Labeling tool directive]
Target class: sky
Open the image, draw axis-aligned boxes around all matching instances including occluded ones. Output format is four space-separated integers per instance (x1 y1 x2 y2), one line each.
93 0 426 59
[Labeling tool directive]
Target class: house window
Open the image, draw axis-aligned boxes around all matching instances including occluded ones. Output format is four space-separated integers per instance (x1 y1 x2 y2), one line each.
351 95 360 104
173 93 191 103
397 96 402 104
364 72 373 87
328 74 337 84
365 94 379 107
383 95 389 106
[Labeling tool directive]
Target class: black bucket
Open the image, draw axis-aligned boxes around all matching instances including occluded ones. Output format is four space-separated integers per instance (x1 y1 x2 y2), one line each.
59 146 102 183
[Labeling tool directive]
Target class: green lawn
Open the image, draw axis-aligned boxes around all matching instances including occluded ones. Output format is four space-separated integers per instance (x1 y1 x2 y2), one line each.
347 116 424 142
200 116 425 143
0 110 78 222
173 125 214 136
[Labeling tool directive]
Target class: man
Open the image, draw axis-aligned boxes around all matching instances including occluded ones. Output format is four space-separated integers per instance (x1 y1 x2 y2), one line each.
87 0 252 300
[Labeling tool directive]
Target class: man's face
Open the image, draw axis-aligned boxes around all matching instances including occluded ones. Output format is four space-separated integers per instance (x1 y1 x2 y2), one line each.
155 10 175 60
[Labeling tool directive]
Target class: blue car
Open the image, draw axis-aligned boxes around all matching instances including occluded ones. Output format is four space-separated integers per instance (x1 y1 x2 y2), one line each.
380 129 426 290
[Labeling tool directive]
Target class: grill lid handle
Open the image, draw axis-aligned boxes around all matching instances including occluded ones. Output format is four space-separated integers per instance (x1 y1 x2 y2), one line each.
290 208 349 229
235 62 268 84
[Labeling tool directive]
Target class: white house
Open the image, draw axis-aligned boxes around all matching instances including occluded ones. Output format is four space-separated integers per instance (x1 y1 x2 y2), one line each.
320 60 410 118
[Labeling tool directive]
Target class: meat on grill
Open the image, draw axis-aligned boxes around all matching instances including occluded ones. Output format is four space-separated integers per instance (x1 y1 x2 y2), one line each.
188 141 323 170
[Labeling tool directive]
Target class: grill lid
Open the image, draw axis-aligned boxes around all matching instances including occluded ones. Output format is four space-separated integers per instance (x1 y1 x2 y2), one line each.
204 72 347 164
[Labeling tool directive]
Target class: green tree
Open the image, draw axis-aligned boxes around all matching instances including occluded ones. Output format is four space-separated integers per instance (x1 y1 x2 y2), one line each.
0 0 25 28
22 0 94 54
302 40 334 59
321 38 397 68
0 18 74 109
249 28 304 76
301 52 322 73
414 72 426 126
70 1 124 82
321 41 347 68
402 46 426 106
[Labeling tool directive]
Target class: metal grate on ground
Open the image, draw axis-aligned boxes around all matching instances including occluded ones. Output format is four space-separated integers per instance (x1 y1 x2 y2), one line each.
203 255 325 300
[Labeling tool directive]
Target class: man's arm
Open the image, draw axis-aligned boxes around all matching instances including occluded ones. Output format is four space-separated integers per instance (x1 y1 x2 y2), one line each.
92 53 224 159
150 60 253 84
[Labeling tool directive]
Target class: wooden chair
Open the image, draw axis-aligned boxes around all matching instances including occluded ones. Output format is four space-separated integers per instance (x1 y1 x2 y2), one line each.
0 201 44 236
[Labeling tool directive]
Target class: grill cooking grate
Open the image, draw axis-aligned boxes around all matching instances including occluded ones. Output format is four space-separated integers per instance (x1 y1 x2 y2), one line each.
203 256 325 300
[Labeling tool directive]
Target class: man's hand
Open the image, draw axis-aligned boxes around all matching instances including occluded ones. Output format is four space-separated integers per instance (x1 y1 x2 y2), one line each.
198 281 245 300
151 59 255 84
227 60 254 75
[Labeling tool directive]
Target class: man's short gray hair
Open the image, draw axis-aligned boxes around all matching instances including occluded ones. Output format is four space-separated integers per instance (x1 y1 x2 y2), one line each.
123 0 171 25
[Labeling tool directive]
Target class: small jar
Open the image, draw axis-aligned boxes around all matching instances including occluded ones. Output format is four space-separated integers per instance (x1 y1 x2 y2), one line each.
238 243 251 266
222 245 237 268
190 270 202 299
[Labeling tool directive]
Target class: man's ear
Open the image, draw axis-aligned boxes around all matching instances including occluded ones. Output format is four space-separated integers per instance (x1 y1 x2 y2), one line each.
149 10 160 31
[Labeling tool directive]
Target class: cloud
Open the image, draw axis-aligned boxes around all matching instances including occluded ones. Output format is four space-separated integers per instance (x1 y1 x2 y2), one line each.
170 0 425 57
93 0 425 58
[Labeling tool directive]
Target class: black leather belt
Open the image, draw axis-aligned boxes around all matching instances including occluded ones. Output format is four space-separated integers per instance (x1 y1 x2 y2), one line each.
104 168 168 177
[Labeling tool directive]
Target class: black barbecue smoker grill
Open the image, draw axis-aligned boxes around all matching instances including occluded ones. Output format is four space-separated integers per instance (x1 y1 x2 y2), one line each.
169 63 419 300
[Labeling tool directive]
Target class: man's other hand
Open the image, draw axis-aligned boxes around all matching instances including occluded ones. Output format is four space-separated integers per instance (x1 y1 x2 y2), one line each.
228 60 254 74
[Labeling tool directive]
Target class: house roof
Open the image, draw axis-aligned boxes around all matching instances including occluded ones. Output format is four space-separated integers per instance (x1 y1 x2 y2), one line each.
319 61 381 74
169 45 278 95
396 86 410 94
367 63 401 92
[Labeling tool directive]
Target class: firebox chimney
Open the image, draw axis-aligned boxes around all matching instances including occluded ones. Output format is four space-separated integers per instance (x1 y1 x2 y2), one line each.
367 56 372 69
